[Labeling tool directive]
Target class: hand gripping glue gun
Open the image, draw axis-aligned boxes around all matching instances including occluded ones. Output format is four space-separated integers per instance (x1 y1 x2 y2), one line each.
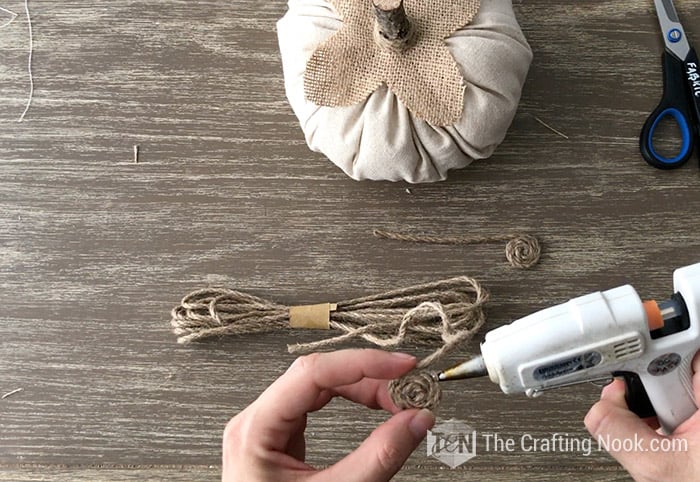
438 262 700 434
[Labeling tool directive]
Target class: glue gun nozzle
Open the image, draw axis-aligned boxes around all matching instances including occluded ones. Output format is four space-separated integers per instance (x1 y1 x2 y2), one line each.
437 355 487 381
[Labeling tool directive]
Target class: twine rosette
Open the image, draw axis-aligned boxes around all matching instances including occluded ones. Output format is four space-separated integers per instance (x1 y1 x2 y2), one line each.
388 370 441 411
373 230 542 269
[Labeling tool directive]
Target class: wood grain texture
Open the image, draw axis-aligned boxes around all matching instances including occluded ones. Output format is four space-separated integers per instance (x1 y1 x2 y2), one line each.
0 465 632 482
2 0 699 479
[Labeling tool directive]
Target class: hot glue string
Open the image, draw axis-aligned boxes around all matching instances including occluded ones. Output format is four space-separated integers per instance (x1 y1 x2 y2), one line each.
0 6 17 29
0 3 32 121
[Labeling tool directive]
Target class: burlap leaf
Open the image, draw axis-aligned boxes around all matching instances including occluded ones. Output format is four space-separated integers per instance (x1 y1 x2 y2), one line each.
304 0 481 126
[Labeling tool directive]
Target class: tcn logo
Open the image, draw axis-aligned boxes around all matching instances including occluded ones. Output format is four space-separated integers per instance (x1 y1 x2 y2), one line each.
426 418 477 468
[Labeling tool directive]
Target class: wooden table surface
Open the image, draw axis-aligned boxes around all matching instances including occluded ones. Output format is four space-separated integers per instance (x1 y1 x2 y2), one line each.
2 0 700 480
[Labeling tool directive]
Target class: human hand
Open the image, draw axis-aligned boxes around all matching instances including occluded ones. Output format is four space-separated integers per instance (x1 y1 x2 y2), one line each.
585 352 700 481
222 349 436 482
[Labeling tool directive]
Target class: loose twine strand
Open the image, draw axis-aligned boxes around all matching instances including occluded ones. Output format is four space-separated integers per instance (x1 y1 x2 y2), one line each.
171 277 488 410
1 2 33 121
373 229 542 269
18 0 32 122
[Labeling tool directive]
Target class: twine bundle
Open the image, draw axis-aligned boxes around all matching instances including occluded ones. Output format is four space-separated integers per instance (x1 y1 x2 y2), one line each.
171 277 489 410
373 230 542 269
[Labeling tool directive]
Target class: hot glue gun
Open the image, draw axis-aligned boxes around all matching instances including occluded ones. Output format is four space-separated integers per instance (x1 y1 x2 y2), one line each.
438 262 700 434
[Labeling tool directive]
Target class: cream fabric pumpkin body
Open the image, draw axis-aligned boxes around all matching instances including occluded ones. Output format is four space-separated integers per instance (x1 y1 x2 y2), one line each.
277 0 532 183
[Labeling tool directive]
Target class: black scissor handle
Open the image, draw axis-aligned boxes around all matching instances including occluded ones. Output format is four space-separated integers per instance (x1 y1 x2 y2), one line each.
682 47 700 150
640 50 695 169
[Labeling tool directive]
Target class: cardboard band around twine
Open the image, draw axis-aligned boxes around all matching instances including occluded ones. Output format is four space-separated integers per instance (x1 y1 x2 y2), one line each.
171 280 488 411
289 303 337 329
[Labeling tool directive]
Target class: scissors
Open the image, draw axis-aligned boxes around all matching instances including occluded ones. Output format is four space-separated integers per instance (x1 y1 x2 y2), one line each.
640 0 700 169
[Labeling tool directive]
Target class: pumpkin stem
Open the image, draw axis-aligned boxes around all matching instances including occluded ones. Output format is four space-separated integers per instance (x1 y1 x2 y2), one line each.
373 0 415 51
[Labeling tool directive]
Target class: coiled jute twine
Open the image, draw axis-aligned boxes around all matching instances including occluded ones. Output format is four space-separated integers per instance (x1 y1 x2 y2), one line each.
373 229 542 269
171 277 489 411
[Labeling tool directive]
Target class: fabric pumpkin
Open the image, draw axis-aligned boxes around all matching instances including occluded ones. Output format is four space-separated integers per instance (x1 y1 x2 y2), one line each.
277 0 532 183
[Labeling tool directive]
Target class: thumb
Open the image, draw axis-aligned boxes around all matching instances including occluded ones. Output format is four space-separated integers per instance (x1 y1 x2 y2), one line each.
319 409 435 482
584 379 668 480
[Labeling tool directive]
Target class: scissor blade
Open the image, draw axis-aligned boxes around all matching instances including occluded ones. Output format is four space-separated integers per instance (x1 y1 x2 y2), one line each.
654 0 691 61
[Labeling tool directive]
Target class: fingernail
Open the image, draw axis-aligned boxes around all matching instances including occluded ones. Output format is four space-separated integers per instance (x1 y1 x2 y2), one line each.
409 409 435 439
391 352 416 362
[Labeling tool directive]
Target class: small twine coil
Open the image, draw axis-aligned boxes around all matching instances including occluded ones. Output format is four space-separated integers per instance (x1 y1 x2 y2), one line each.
373 229 542 269
504 234 540 269
171 278 488 410
389 371 441 411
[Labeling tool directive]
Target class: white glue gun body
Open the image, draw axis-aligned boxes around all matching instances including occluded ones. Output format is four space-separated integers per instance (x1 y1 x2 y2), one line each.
441 263 700 434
